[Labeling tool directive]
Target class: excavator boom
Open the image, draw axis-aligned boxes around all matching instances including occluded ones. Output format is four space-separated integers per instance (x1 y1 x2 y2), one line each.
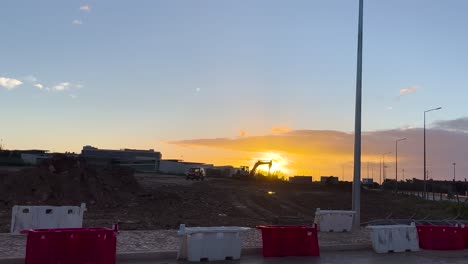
250 160 272 177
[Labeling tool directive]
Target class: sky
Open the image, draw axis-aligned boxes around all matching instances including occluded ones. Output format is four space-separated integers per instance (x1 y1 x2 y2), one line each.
1 0 468 180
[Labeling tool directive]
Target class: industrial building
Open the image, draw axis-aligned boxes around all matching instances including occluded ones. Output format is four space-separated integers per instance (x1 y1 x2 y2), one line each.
80 145 162 172
320 176 339 184
289 176 313 184
0 149 50 166
158 159 214 175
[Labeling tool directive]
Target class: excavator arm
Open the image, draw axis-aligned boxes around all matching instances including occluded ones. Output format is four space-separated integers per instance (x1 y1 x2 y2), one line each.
250 160 272 177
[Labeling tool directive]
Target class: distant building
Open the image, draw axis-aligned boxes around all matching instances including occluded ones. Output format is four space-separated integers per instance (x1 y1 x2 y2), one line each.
320 176 339 184
81 145 161 172
205 166 236 178
21 153 51 165
362 178 374 185
0 149 50 166
159 159 214 175
289 176 313 184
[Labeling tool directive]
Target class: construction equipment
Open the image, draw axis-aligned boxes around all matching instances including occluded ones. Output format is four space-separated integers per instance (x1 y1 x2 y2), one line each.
250 160 272 177
233 160 273 179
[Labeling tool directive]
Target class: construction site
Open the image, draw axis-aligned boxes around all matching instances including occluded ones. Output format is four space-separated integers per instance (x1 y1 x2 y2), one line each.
0 154 464 233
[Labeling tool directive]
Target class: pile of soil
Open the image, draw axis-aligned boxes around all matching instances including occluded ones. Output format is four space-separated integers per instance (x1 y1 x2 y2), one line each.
0 155 140 207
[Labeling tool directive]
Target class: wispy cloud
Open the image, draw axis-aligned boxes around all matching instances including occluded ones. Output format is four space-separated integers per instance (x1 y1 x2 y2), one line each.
271 124 292 134
72 19 83 25
34 83 44 89
400 86 418 96
170 121 468 180
434 117 468 133
69 94 77 99
80 5 91 12
23 75 38 83
52 82 82 91
0 77 23 90
53 82 71 91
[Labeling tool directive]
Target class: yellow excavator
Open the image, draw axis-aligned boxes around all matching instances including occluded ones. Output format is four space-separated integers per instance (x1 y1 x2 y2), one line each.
234 160 272 179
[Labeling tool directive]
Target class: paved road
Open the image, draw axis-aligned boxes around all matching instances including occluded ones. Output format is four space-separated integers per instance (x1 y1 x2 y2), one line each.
126 250 468 264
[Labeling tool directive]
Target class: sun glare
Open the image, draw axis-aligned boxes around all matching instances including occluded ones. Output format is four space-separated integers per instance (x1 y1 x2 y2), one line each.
252 152 291 175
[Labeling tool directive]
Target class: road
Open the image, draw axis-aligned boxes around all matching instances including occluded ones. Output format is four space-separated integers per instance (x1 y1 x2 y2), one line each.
404 191 468 203
127 250 468 264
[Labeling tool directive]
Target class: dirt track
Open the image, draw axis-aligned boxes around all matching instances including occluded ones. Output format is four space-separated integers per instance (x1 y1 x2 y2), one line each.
0 173 461 232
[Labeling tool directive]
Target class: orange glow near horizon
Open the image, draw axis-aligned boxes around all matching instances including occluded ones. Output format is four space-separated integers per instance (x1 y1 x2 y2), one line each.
160 142 396 181
252 151 294 176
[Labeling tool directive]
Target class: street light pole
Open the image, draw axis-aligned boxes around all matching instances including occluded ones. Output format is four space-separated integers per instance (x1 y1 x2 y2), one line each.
381 152 391 186
379 158 382 185
352 0 364 228
453 162 456 181
423 107 442 199
395 138 407 193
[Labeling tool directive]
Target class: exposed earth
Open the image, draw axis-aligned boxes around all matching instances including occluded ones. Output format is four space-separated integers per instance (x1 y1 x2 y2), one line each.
0 162 464 232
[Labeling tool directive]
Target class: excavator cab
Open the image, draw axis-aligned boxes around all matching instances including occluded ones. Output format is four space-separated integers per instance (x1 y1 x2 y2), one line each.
233 160 273 180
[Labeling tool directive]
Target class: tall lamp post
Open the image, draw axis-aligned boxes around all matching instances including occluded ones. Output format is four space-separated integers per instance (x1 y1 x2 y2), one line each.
381 152 391 185
453 162 456 181
395 138 407 193
423 107 442 199
352 0 364 228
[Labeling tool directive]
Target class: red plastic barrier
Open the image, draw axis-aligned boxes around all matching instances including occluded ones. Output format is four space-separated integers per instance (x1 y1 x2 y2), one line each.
23 227 118 264
256 225 319 257
463 226 468 249
416 225 464 250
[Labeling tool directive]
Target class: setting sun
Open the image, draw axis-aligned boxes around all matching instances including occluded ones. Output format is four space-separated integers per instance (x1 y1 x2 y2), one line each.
252 152 292 176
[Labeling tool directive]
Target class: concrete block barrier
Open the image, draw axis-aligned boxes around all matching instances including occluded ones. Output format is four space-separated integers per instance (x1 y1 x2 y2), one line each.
314 209 355 232
177 225 250 262
368 223 419 253
10 203 86 235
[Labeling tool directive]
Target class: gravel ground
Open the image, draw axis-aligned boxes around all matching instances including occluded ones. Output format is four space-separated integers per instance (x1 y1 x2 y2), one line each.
0 228 371 258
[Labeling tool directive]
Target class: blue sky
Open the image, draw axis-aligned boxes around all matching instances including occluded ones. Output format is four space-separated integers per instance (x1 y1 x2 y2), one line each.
1 1 468 176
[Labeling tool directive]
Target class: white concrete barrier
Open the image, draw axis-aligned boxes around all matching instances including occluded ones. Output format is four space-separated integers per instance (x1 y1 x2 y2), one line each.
177 225 250 262
314 209 355 232
10 203 86 235
367 223 419 253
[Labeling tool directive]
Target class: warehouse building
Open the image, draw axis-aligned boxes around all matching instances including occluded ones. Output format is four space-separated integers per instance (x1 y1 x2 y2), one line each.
159 159 214 175
81 145 162 172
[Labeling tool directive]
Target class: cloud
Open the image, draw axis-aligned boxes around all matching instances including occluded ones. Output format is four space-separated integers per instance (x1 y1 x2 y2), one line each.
400 86 418 96
72 20 83 25
52 82 71 91
34 83 44 89
69 94 77 99
239 130 248 137
53 82 71 91
80 5 91 12
52 82 82 91
271 124 292 134
387 106 393 110
170 120 468 181
0 77 23 90
434 117 468 133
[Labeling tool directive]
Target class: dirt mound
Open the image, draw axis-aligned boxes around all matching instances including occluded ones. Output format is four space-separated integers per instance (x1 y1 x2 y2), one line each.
0 155 140 206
